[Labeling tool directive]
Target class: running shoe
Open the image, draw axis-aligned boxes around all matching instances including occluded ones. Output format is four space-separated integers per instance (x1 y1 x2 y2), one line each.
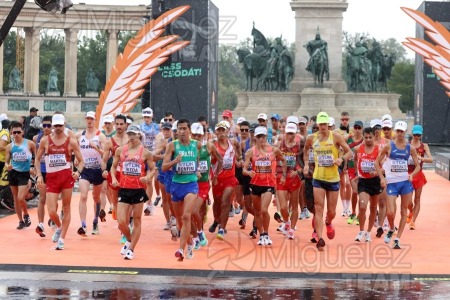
217 228 225 241
17 221 26 230
239 218 246 229
264 235 273 245
257 235 265 246
121 241 131 255
376 227 384 238
384 230 394 244
311 231 318 243
120 235 127 244
124 249 134 260
171 216 177 226
175 249 184 261
35 224 46 237
99 209 106 222
355 231 364 242
406 211 413 224
77 226 87 237
282 223 291 238
193 238 201 250
287 229 295 240
144 205 151 216
171 226 178 241
92 223 99 235
153 196 161 206
208 221 219 233
347 214 356 225
316 238 325 251
277 222 285 232
249 227 257 239
55 239 64 250
304 208 311 219
52 229 61 243
198 231 208 246
409 221 416 230
48 218 56 229
365 232 372 242
353 217 360 226
326 223 335 239
274 212 282 223
186 244 194 259
234 206 241 215
382 218 390 232
393 238 401 249
24 215 31 227
163 221 171 231
299 209 306 220
229 207 235 218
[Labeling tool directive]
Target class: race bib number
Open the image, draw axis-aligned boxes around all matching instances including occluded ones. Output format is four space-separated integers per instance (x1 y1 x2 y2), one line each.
407 155 414 165
48 154 67 168
223 158 233 170
85 157 101 169
176 161 196 174
123 161 141 176
255 160 271 173
144 133 155 149
198 160 208 173
12 151 28 162
317 155 334 167
360 160 375 173
285 155 296 168
308 151 314 163
390 160 407 173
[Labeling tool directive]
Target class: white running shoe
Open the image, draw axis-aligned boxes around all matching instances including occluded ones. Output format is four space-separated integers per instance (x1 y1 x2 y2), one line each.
355 231 365 242
365 232 372 242
121 241 131 255
264 235 273 245
124 249 134 260
186 244 194 259
257 236 265 246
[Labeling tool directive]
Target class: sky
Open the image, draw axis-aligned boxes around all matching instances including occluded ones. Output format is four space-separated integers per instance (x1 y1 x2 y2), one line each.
71 0 436 56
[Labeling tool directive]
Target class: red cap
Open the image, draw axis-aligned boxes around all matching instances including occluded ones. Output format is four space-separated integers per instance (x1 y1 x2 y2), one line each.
222 110 232 118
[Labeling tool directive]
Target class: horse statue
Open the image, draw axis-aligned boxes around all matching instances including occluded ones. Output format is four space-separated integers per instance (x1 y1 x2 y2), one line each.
379 53 396 92
367 40 385 92
276 49 294 91
309 47 329 87
236 48 268 91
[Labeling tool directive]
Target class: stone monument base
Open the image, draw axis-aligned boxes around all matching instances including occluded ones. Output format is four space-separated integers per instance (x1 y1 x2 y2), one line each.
85 92 99 98
7 90 24 96
233 89 404 122
45 91 60 97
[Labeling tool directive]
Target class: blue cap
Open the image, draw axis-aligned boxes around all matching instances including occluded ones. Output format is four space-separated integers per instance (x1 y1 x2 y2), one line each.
271 113 281 121
412 124 423 135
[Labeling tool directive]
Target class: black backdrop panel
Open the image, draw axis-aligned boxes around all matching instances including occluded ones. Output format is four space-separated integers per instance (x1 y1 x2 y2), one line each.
150 0 218 125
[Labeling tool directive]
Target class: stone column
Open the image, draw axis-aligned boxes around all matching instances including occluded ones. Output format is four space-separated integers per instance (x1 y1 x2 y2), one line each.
290 0 348 93
0 44 3 94
64 29 78 97
106 30 118 81
24 27 40 95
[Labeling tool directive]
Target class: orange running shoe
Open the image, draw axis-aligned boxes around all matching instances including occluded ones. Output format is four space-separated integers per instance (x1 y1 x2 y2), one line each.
409 221 416 230
406 211 413 224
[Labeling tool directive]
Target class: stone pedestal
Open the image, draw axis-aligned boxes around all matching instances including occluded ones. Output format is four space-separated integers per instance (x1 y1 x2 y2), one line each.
290 0 348 93
295 88 340 117
8 90 24 96
45 91 60 97
85 92 99 98
236 92 300 120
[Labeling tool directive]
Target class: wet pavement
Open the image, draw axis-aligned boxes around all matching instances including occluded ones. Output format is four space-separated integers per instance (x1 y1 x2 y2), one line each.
1 272 450 299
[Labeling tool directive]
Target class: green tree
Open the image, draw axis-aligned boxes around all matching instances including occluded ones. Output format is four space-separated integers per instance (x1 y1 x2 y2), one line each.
379 38 407 63
2 31 17 92
388 61 415 113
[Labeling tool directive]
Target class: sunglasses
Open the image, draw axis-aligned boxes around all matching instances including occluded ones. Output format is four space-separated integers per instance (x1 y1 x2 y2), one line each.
53 125 64 128
382 127 391 131
256 135 266 138
354 126 362 130
164 118 173 122
341 118 349 121
42 124 52 128
12 131 22 135
240 128 249 132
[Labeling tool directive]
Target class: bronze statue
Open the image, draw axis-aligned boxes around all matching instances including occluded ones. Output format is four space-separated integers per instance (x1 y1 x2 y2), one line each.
304 28 329 87
47 67 59 92
86 68 99 92
8 66 22 91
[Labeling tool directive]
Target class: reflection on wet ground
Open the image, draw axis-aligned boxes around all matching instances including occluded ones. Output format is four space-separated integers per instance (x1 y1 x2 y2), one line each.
1 277 450 299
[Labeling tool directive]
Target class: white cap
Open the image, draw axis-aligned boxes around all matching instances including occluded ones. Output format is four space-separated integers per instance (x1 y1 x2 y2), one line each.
255 126 268 136
104 115 114 123
160 118 165 124
381 114 393 121
142 107 153 117
394 121 407 131
52 114 65 126
85 111 96 119
237 117 246 124
126 124 141 134
172 120 178 131
298 117 308 124
286 116 299 124
370 119 382 128
257 113 268 120
285 123 297 133
191 122 204 135
215 120 230 130
382 119 393 128
126 117 133 125
0 113 7 122
328 117 335 127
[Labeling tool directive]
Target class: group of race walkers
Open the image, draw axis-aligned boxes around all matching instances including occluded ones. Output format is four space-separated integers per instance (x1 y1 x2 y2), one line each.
2 107 432 260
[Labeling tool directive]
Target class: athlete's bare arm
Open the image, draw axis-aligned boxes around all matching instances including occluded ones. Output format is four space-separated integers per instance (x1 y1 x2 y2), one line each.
141 148 156 183
242 148 254 178
375 143 391 188
162 142 181 172
110 146 122 186
302 134 314 175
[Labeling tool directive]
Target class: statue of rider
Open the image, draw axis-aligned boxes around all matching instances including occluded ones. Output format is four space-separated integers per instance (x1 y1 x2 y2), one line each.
304 28 329 75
